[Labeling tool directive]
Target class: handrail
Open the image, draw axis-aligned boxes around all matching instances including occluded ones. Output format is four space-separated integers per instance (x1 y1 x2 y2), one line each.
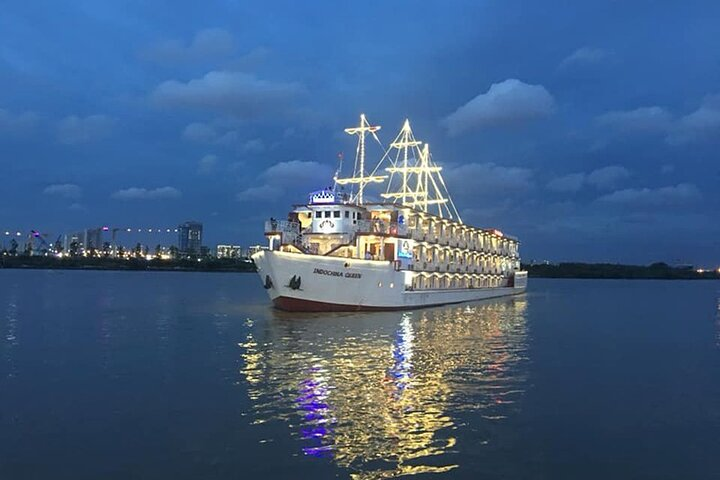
264 219 300 233
355 220 408 236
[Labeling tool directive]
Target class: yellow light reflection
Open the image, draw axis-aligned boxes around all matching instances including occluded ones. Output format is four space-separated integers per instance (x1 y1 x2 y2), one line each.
239 297 529 478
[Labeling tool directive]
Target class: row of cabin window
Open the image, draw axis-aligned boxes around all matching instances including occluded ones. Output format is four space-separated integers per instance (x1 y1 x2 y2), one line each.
314 210 362 220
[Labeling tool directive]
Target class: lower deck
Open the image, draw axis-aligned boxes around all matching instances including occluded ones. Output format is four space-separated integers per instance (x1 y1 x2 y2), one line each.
253 250 527 312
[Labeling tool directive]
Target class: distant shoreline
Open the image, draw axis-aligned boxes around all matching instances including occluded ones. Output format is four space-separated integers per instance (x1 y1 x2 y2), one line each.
0 256 256 273
1 257 717 280
525 262 719 280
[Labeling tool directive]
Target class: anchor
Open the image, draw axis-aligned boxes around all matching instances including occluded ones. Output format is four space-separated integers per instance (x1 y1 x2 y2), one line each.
288 275 302 290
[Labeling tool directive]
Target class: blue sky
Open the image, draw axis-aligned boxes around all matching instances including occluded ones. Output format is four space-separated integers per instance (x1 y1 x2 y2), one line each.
1 0 719 264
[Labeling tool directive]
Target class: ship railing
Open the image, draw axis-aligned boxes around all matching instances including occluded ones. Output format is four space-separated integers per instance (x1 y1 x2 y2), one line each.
282 231 299 245
356 220 408 236
265 219 301 246
264 219 300 234
411 228 424 241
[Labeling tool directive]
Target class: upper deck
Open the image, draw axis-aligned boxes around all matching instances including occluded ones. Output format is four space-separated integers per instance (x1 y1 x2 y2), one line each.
261 114 521 275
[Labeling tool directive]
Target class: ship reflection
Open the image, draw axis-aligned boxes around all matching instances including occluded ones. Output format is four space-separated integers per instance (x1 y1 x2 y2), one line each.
239 297 529 478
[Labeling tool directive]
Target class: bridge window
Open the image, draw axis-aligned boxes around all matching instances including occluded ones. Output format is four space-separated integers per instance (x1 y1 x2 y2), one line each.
315 211 321 218
345 211 349 218
333 210 340 218
324 211 331 218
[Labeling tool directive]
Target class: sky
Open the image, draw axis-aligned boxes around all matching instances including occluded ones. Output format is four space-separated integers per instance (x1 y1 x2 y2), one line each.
1 0 719 265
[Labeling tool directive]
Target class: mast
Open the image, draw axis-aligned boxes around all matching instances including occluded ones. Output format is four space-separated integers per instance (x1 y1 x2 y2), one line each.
334 114 387 204
381 119 462 222
334 114 462 221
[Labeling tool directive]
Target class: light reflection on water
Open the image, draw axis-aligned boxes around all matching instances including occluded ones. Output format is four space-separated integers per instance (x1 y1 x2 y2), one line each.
716 293 720 348
239 296 529 479
3 283 20 379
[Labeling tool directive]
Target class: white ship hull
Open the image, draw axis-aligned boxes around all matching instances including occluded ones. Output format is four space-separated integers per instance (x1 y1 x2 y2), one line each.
253 250 527 312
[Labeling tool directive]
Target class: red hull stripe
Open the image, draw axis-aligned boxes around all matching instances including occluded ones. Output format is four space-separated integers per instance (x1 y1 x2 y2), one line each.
272 293 522 312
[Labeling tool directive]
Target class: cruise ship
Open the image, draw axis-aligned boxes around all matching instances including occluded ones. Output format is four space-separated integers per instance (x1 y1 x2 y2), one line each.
252 115 527 311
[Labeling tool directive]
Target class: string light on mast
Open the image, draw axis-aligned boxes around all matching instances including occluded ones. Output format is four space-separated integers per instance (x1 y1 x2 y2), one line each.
333 114 461 222
380 119 462 221
334 114 387 204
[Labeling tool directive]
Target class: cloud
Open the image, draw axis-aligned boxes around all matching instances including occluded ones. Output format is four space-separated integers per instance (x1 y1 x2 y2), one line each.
597 183 701 208
0 108 39 135
57 114 114 144
586 166 631 189
235 184 282 202
197 154 217 174
442 79 555 136
596 106 673 133
225 46 271 71
242 138 265 154
546 173 586 193
218 134 265 153
596 94 720 145
261 160 333 186
183 122 217 143
227 160 245 172
236 160 333 202
444 162 533 196
43 183 82 199
141 28 236 64
182 122 266 154
547 166 630 193
152 71 303 117
667 94 720 144
111 186 181 200
559 47 612 69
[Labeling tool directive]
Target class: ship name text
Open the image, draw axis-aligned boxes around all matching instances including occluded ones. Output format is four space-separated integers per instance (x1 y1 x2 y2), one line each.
313 268 362 279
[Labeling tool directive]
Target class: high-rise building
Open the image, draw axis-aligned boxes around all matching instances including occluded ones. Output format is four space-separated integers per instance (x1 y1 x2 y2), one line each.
217 244 242 259
84 228 103 251
178 221 203 255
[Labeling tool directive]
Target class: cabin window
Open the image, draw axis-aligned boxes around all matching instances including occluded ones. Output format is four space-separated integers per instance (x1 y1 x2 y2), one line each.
315 211 321 218
324 211 331 218
344 211 349 218
333 210 340 218
357 213 362 220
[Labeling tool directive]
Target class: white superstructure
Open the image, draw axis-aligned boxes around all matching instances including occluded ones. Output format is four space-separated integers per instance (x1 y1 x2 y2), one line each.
252 115 527 311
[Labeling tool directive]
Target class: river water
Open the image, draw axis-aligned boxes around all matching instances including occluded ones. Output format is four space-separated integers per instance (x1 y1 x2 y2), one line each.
1 270 719 479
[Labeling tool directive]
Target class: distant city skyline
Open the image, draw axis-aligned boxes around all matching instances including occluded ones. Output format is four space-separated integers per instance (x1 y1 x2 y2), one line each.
1 1 719 264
